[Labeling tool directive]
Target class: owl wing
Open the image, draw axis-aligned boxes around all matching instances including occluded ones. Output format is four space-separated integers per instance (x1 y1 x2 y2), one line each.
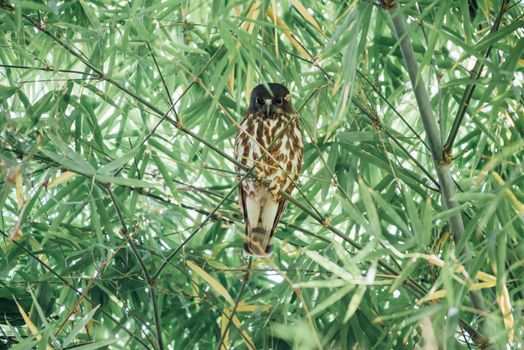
234 115 261 253
268 199 287 242
267 144 303 248
237 181 249 239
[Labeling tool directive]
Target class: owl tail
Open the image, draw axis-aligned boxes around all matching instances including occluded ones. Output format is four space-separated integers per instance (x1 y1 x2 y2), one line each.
244 223 273 256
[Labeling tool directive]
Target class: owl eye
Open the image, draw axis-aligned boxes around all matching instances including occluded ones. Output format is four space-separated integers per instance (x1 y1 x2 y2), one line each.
273 96 283 105
255 96 264 106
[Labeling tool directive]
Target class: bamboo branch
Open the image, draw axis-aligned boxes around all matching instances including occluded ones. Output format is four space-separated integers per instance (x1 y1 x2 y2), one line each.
216 258 253 350
356 71 430 151
105 187 164 350
384 0 487 316
442 0 509 160
0 63 98 76
351 96 440 190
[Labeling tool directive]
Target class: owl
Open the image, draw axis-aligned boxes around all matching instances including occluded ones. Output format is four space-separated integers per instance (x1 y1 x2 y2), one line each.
234 83 303 256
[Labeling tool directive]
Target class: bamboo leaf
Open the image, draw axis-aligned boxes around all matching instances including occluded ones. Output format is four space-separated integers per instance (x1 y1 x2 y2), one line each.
187 260 234 305
63 305 100 347
342 285 366 323
47 171 78 189
290 0 324 36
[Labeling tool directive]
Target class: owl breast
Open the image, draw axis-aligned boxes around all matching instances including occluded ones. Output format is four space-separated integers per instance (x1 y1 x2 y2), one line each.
234 112 303 201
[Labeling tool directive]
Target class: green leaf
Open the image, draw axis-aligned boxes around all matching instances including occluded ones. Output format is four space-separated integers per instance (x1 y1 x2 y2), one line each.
338 131 377 143
95 174 156 188
63 339 116 350
97 143 143 175
310 284 354 316
343 285 366 323
0 85 18 99
63 305 100 347
305 250 354 282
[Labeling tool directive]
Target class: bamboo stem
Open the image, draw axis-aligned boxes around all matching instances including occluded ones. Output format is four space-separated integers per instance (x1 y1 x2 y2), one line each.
385 0 487 314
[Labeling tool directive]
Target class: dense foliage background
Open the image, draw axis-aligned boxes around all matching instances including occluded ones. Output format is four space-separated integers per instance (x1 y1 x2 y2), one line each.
1 0 523 349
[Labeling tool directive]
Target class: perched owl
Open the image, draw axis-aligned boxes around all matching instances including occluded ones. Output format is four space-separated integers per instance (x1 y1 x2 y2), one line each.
234 83 303 256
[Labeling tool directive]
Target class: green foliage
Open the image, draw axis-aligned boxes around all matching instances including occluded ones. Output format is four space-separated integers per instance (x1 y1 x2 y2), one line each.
0 0 522 349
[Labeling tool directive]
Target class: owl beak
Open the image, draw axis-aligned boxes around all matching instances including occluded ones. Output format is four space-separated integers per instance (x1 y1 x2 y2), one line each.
264 99 272 117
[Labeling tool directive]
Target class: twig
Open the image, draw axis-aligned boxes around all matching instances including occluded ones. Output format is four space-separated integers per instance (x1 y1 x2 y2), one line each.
351 96 440 190
0 63 98 76
442 0 509 160
356 71 429 151
152 177 244 279
145 42 175 114
105 187 164 350
216 258 253 350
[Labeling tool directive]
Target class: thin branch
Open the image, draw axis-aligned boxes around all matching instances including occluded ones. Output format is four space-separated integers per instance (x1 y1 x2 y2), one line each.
442 0 509 159
351 96 440 190
145 42 175 114
136 45 225 150
216 258 253 350
105 186 164 350
0 63 98 76
152 177 244 279
356 71 430 151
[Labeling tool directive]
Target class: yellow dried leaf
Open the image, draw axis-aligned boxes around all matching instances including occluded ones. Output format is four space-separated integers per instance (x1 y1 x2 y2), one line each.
271 0 279 58
47 171 77 189
219 309 230 350
15 298 39 336
492 171 524 216
497 284 514 343
331 74 343 96
427 254 444 267
421 318 438 350
187 260 234 305
235 303 271 312
468 281 496 290
423 289 446 302
220 306 256 350
290 0 325 37
15 170 24 210
227 62 235 94
267 7 313 61
241 0 261 34
231 313 255 350
475 271 496 282
15 299 54 350
9 223 22 241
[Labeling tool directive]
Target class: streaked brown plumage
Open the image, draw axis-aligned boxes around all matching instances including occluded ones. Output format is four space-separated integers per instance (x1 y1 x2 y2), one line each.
234 83 303 256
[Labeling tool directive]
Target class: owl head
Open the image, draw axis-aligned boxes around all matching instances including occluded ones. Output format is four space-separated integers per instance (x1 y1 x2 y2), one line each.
248 83 293 117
